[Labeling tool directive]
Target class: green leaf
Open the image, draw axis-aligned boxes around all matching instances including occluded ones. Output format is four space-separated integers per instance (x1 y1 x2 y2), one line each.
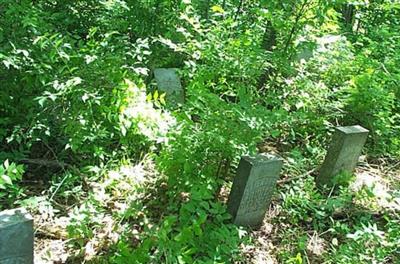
3 159 9 169
211 5 224 13
160 93 166 105
1 174 12 185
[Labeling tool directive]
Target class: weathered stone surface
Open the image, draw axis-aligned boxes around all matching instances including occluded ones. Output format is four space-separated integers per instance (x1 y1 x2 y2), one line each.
227 154 283 228
0 208 34 264
316 125 369 187
154 68 184 105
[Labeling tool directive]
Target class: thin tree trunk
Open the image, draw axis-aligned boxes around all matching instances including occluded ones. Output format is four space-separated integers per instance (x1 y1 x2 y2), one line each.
342 4 355 32
204 0 210 21
257 20 277 90
234 0 244 22
283 0 309 54
261 20 277 51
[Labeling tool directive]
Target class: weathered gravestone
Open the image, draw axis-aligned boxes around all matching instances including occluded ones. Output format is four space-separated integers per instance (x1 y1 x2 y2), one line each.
154 68 184 106
227 154 283 228
316 125 369 187
0 208 34 264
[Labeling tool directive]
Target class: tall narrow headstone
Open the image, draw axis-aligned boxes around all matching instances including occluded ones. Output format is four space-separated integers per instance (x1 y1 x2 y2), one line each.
316 125 369 187
0 208 34 264
227 154 283 228
154 68 184 106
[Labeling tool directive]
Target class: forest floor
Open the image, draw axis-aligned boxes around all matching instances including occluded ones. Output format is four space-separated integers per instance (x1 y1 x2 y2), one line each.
243 157 400 264
31 157 400 264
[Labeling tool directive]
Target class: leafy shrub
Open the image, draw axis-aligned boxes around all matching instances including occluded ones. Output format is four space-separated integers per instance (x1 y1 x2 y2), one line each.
0 160 25 208
276 175 400 263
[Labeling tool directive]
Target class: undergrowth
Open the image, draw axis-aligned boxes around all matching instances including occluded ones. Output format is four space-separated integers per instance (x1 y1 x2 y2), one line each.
0 1 399 263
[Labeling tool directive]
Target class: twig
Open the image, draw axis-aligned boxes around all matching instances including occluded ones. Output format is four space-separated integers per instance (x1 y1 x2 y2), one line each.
49 173 71 201
278 167 317 185
20 158 70 169
383 161 400 174
35 227 68 240
283 0 310 54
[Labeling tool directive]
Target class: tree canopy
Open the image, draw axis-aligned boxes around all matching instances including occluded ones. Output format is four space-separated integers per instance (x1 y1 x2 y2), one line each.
0 0 399 263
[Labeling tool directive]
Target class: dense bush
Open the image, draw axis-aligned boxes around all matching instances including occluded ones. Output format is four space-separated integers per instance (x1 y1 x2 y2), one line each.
0 0 399 263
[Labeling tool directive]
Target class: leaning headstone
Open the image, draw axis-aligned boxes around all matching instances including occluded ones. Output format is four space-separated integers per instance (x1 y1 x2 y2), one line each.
154 68 184 106
227 154 283 228
316 125 369 187
0 208 34 264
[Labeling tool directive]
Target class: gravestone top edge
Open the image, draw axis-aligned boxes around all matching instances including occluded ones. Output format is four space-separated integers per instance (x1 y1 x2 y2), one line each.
154 68 180 72
336 125 369 134
242 153 283 166
0 208 32 228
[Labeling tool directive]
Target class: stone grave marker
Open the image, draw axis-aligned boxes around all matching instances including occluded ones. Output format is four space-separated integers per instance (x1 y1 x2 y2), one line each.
316 125 369 187
227 154 283 228
0 208 34 264
154 68 184 106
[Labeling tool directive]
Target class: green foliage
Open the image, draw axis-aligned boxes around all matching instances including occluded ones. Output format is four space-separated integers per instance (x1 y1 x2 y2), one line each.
1 0 399 263
344 47 400 156
276 175 400 263
0 160 24 208
0 0 175 164
0 160 23 190
112 197 246 263
111 79 270 262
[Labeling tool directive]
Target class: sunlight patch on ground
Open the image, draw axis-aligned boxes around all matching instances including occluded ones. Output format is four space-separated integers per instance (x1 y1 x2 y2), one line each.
352 169 400 211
